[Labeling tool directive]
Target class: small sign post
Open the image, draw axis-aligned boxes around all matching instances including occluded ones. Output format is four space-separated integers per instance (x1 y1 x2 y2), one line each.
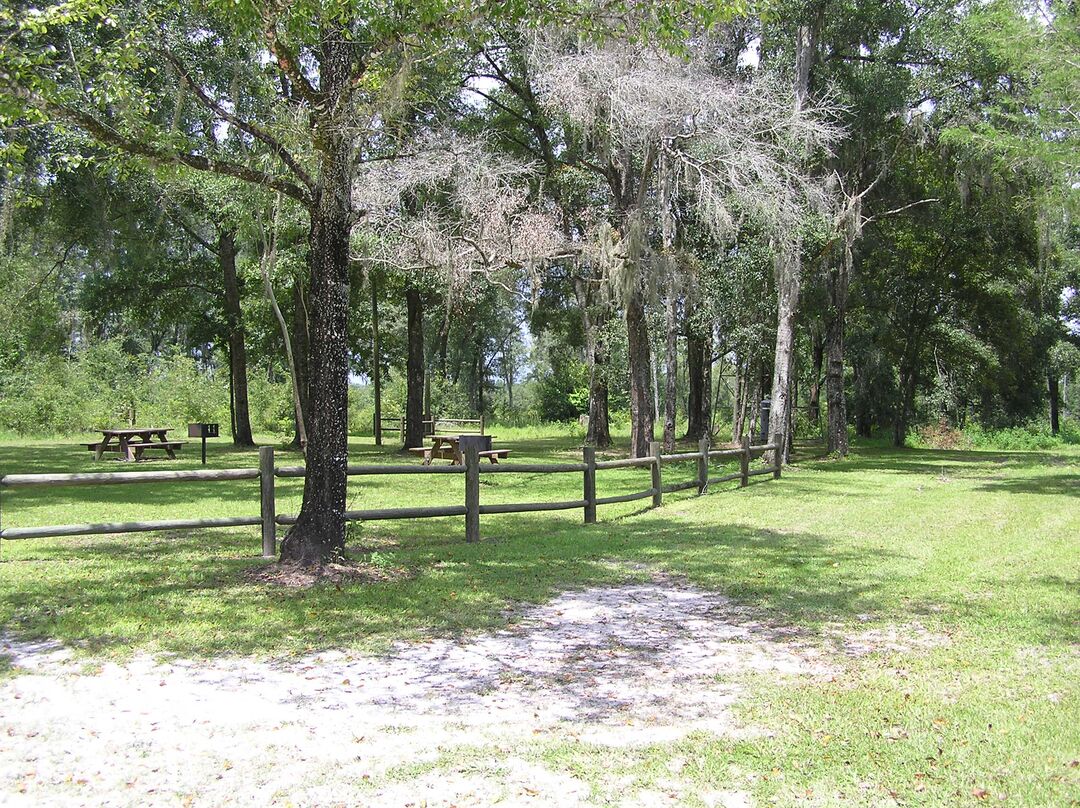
188 423 220 465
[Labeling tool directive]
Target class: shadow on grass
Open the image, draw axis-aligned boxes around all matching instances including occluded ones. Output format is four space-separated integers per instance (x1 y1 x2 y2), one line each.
974 473 1079 497
7 496 1070 659
2 438 1076 660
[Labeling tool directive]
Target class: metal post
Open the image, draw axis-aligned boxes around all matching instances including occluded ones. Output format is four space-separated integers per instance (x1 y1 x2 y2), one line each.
201 434 207 465
759 399 771 444
259 446 276 558
480 414 486 435
697 436 709 494
773 431 784 479
650 440 662 508
374 413 381 447
583 446 597 524
740 435 750 488
464 443 480 542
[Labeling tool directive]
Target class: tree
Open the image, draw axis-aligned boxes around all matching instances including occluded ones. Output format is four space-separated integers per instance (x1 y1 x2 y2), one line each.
530 33 839 456
0 1 513 565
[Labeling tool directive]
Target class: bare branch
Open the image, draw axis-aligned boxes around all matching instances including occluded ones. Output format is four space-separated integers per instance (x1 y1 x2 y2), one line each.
351 131 569 291
864 197 940 224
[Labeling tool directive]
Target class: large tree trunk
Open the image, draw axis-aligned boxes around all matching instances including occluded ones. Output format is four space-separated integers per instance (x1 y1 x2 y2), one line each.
279 37 353 567
404 286 426 448
686 329 711 441
662 290 678 452
1049 371 1060 435
279 184 349 565
219 230 255 447
370 268 382 446
626 285 654 458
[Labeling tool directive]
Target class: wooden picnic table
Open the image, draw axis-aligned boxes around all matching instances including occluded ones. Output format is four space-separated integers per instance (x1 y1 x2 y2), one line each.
85 428 186 462
408 434 510 465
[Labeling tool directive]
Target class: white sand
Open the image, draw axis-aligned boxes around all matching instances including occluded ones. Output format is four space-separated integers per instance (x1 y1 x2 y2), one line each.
1 581 836 807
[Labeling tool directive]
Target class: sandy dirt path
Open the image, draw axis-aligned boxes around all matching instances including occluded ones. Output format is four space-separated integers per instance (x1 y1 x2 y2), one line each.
1 580 836 807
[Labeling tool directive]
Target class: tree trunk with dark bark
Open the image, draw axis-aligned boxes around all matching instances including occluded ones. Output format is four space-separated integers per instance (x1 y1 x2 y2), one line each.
1049 371 1060 435
662 290 678 452
807 326 823 426
279 36 353 567
219 231 255 447
370 268 382 445
626 285 654 458
893 364 918 447
404 286 426 449
825 312 848 455
574 274 611 448
686 328 712 441
825 257 850 456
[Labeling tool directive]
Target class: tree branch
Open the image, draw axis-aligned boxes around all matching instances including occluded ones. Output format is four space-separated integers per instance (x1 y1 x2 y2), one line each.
261 5 320 105
864 197 940 224
158 48 315 192
167 207 217 253
0 75 312 205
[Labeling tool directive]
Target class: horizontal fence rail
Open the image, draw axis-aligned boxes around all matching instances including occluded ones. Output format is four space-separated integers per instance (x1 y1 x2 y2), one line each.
0 435 784 554
0 468 260 488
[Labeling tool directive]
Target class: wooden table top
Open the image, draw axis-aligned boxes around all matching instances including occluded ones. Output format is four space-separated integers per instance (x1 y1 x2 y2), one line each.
100 428 171 436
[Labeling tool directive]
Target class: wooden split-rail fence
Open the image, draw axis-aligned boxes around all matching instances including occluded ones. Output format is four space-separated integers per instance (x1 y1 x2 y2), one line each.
0 434 782 557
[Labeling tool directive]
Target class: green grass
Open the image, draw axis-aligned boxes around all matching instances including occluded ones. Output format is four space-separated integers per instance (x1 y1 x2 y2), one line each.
0 431 1077 805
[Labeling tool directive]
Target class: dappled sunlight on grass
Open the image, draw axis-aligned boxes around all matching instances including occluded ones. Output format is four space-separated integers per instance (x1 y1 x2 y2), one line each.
1 434 1077 805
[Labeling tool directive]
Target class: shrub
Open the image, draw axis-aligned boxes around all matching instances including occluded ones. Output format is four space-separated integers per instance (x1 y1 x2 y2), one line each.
909 419 1079 451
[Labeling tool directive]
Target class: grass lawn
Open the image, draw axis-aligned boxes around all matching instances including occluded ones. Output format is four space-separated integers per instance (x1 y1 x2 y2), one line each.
0 430 1077 805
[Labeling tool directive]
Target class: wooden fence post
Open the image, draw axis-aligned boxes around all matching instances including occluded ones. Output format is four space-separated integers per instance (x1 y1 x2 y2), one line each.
650 440 662 508
697 436 709 494
583 446 597 524
464 442 480 542
773 432 783 479
740 435 750 488
259 446 276 558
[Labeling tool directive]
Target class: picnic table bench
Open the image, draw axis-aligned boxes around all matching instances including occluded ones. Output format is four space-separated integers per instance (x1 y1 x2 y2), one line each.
84 428 186 462
408 434 510 466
